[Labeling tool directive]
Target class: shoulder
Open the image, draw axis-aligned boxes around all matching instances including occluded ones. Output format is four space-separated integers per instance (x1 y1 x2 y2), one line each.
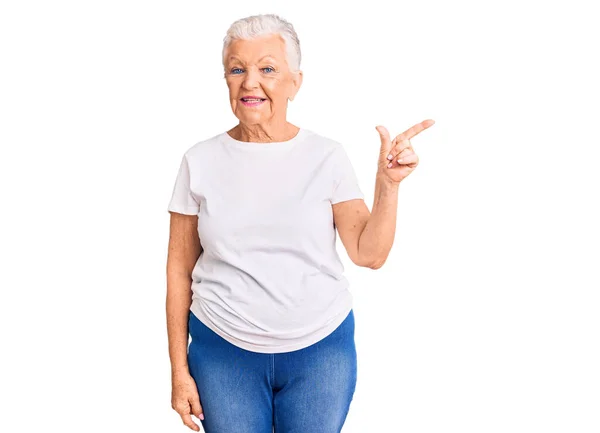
180 133 224 163
301 128 347 159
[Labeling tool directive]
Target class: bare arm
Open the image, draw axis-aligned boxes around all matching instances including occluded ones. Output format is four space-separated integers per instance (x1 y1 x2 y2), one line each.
332 174 399 270
166 212 202 375
356 174 399 269
333 119 434 270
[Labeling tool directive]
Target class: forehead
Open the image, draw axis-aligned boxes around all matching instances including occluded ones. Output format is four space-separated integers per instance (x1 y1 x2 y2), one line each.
226 34 286 63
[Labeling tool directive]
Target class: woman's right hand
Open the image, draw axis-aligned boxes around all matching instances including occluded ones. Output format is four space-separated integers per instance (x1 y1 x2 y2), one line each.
171 370 204 431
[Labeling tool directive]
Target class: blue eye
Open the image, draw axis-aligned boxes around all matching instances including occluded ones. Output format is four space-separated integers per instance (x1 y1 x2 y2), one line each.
229 67 275 75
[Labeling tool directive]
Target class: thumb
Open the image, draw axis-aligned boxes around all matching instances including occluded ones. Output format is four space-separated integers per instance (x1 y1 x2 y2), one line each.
375 125 392 156
190 396 204 420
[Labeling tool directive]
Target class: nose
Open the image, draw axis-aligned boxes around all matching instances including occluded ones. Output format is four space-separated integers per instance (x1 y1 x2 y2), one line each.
242 66 261 90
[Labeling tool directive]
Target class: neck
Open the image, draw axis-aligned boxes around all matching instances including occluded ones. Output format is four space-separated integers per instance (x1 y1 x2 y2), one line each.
228 121 299 143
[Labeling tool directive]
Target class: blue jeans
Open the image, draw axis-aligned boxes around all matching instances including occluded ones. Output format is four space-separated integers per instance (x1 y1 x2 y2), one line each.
187 309 358 433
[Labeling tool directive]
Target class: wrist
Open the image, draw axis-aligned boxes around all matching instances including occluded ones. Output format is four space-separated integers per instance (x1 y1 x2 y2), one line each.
376 173 400 191
171 364 190 376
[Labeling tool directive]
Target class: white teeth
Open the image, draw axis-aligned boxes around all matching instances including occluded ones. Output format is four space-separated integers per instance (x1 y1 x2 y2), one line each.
243 98 263 102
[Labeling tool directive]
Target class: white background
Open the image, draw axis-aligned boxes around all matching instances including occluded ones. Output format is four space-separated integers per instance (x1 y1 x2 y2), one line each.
1 0 599 432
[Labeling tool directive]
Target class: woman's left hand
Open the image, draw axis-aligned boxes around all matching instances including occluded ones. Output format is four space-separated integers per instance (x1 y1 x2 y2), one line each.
375 119 435 184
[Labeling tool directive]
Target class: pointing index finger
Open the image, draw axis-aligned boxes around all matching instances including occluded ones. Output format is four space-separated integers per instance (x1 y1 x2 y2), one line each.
397 119 435 142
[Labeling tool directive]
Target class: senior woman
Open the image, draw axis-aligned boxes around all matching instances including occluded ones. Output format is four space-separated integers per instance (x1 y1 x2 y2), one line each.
166 13 434 433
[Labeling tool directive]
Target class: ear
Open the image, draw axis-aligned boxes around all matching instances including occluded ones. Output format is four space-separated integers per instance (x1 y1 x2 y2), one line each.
288 70 303 102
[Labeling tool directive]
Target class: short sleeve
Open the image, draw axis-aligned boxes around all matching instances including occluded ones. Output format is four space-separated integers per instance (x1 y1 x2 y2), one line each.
330 145 364 204
167 154 201 215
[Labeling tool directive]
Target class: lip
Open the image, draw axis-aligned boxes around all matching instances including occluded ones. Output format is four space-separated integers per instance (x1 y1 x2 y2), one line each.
240 98 266 107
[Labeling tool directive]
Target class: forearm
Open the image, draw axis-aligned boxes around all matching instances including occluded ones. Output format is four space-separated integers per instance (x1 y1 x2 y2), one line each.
358 174 400 269
166 271 193 375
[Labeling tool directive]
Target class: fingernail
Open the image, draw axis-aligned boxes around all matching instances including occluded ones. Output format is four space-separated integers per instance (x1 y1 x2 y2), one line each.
200 414 204 420
387 162 393 168
387 154 393 160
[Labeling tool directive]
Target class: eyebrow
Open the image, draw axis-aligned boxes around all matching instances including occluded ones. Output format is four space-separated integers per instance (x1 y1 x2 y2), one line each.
228 55 276 63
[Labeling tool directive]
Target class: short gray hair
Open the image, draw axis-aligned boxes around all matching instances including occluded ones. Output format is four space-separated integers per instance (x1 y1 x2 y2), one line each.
222 14 302 73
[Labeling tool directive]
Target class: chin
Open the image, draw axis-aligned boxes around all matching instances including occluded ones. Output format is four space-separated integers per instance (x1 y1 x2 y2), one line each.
238 113 265 122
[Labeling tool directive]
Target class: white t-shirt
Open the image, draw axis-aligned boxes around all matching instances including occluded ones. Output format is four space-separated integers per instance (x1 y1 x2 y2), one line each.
167 128 364 353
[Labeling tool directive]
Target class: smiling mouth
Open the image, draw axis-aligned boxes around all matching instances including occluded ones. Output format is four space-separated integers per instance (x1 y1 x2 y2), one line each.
240 98 266 107
241 98 267 102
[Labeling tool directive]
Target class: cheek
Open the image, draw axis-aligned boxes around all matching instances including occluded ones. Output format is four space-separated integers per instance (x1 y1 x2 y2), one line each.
226 81 238 95
264 79 286 99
